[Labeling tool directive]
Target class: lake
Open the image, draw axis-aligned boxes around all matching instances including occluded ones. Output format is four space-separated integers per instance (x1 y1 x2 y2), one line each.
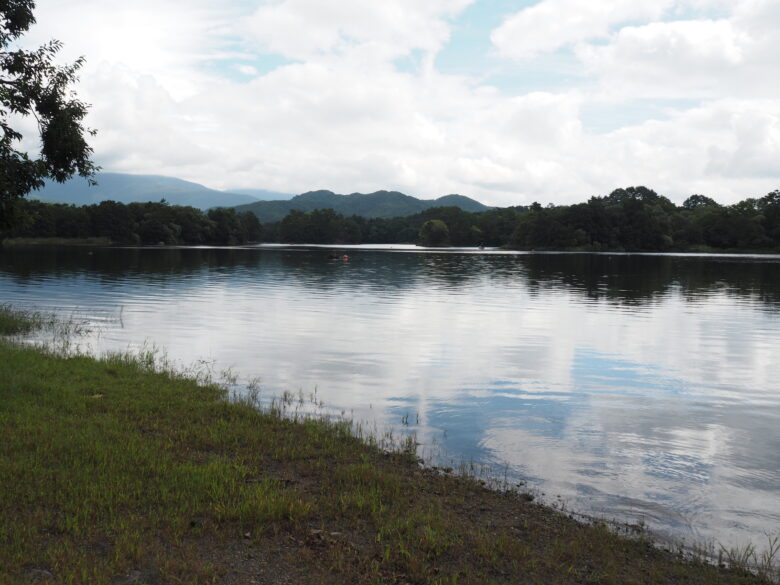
1 244 779 549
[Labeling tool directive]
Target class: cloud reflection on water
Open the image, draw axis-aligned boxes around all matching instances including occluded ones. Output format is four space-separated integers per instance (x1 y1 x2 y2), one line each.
1 246 779 546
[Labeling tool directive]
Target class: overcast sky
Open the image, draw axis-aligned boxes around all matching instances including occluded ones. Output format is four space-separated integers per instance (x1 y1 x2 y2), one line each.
21 0 780 206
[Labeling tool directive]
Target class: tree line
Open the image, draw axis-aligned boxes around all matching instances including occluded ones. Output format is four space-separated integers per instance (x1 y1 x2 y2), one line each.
2 186 779 252
2 199 261 245
506 187 780 251
266 186 780 252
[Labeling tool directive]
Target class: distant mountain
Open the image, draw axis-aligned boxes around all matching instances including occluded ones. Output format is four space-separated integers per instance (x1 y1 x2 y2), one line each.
31 173 490 218
234 189 491 222
433 194 490 212
32 173 261 210
225 188 294 201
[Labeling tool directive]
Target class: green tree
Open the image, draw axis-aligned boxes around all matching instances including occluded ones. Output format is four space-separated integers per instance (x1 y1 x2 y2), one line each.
757 190 780 246
339 215 363 243
476 207 520 246
238 210 262 242
0 0 97 228
308 208 342 243
207 207 245 245
279 209 310 243
418 219 449 246
90 200 136 243
682 194 719 209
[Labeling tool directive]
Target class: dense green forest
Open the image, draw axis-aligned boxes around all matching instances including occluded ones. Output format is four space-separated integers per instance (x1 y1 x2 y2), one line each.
3 186 780 252
267 186 780 251
233 189 490 222
1 199 261 245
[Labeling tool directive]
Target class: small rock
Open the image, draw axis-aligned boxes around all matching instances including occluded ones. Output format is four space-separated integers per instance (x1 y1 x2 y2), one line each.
24 568 53 582
109 570 142 585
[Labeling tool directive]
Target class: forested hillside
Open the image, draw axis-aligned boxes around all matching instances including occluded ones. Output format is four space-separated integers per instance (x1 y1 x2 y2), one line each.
234 189 490 222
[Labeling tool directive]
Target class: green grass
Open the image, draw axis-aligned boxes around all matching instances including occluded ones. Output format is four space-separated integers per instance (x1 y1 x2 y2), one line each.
0 305 47 335
0 308 777 584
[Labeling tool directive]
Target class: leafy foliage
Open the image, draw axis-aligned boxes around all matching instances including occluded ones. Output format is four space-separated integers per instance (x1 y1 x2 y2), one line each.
418 219 450 246
0 0 97 227
235 189 490 222
2 198 261 245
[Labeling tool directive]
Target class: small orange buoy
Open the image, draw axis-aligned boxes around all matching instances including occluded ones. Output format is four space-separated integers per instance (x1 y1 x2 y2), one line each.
342 254 349 261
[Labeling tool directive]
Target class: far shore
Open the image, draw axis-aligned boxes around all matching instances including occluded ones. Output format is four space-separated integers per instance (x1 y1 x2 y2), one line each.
3 236 780 256
0 236 112 247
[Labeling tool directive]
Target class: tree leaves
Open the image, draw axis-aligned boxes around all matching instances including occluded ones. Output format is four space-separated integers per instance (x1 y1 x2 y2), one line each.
0 0 97 227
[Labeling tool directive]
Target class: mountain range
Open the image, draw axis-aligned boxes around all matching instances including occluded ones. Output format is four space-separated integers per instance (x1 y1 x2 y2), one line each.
226 188 295 201
32 173 293 210
31 173 491 219
234 190 490 222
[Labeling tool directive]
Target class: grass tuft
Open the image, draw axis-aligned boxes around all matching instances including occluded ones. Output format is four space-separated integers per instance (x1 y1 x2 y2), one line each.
0 304 47 335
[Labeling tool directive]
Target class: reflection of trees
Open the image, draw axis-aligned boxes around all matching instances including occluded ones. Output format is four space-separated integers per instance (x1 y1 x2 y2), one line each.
1 246 779 308
275 250 489 292
512 253 780 308
516 254 676 305
0 246 260 280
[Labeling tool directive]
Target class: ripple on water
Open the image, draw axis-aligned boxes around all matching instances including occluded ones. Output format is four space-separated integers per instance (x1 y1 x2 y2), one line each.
1 247 779 549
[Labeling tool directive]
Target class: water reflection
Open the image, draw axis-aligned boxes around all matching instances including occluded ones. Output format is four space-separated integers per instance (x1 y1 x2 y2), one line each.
1 245 779 547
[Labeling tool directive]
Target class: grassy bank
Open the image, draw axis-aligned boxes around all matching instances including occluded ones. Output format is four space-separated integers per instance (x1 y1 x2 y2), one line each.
0 318 776 584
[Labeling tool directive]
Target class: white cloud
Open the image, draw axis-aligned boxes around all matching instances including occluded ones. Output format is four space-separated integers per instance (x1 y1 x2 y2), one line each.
13 0 780 207
577 19 757 100
235 64 260 76
733 0 780 34
703 101 780 179
78 53 780 206
26 0 239 98
585 99 780 198
491 0 671 60
493 0 780 101
83 64 215 173
241 0 474 62
592 19 746 67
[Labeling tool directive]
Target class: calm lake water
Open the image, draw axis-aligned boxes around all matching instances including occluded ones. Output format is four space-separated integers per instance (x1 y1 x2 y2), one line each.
2 244 779 548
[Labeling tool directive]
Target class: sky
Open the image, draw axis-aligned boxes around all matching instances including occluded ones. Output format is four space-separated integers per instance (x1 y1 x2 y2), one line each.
18 0 780 206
